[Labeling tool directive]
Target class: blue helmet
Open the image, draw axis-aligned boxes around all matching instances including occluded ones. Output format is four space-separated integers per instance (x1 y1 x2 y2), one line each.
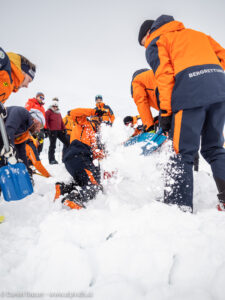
95 94 103 101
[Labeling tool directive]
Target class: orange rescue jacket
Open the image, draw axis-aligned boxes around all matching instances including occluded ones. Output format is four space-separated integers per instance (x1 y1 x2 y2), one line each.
145 15 225 116
95 102 115 124
0 51 25 104
69 108 104 160
131 69 159 128
63 115 75 136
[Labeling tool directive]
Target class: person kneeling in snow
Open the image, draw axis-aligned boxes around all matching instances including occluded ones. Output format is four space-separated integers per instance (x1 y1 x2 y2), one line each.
54 108 105 210
3 107 45 182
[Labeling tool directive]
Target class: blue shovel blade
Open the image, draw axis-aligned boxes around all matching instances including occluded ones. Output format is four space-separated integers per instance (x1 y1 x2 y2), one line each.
124 132 156 147
141 134 167 156
0 162 33 201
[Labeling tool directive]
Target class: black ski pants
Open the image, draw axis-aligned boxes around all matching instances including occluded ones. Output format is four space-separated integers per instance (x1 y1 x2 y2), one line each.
48 130 69 162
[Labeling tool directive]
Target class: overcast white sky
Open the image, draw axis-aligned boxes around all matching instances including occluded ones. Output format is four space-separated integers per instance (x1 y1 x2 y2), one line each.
2 0 225 117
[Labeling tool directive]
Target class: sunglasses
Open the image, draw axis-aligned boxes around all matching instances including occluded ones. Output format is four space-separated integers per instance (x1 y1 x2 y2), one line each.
39 96 45 100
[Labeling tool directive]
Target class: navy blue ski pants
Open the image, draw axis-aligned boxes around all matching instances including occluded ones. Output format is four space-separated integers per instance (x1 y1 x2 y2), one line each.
164 101 225 210
64 154 101 201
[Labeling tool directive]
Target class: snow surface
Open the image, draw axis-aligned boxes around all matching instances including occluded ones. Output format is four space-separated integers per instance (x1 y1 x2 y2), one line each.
1 118 225 300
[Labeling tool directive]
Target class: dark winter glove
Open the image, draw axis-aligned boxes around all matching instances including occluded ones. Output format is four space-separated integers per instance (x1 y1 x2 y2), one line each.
95 109 105 117
0 144 17 164
137 125 144 131
0 103 7 119
37 131 45 142
159 115 172 133
44 128 50 138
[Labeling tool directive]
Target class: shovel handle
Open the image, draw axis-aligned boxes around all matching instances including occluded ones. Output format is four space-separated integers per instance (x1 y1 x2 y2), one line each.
0 115 9 153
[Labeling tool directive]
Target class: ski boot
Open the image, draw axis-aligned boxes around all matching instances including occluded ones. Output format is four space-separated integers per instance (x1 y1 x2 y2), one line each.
54 181 77 201
61 191 86 210
217 202 225 211
215 177 225 211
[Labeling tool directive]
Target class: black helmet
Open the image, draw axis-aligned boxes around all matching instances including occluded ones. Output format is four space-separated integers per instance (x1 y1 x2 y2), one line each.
123 116 133 125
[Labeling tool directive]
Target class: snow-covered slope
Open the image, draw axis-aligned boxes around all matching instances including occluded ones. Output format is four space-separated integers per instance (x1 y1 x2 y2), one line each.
0 119 225 300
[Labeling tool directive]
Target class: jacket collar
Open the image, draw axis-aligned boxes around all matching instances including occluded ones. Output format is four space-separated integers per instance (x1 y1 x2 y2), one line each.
30 98 44 106
10 62 25 92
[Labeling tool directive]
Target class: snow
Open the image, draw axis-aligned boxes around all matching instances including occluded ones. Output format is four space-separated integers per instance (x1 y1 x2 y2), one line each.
0 118 225 300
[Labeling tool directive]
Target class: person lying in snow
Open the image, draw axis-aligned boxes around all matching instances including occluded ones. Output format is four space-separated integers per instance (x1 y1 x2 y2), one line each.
123 115 144 137
123 115 159 138
54 108 105 210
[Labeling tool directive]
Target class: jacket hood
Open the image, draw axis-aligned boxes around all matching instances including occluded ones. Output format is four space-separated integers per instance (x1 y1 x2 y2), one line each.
150 15 174 33
145 15 185 47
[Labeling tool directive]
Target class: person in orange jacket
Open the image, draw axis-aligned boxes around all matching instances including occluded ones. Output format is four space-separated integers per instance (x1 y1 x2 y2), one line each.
2 107 45 185
26 135 51 178
62 113 75 154
94 95 115 125
0 49 36 152
63 114 75 137
123 115 144 137
131 69 159 132
138 15 225 212
54 108 104 209
123 114 159 139
25 92 46 154
25 92 45 116
0 50 35 105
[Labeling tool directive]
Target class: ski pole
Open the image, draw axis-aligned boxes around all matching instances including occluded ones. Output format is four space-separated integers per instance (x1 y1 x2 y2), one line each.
0 115 9 153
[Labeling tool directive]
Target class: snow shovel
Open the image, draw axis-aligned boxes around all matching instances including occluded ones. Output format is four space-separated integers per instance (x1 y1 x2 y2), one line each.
0 116 33 201
124 128 168 155
141 129 168 156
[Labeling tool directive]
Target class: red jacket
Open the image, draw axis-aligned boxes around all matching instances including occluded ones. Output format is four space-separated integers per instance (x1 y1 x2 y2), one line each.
25 98 45 117
45 107 65 130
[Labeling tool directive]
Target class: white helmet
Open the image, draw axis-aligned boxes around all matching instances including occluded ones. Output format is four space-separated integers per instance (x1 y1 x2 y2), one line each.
30 109 45 127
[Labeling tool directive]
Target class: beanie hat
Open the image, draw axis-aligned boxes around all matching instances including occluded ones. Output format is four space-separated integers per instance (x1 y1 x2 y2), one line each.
30 109 45 127
52 97 59 101
7 52 36 80
20 55 36 80
21 63 35 80
95 94 103 101
138 20 154 45
36 92 44 98
123 116 133 125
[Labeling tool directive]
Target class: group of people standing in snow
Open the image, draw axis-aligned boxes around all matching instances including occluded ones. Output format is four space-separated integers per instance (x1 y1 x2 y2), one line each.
1 13 225 213
0 51 115 209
